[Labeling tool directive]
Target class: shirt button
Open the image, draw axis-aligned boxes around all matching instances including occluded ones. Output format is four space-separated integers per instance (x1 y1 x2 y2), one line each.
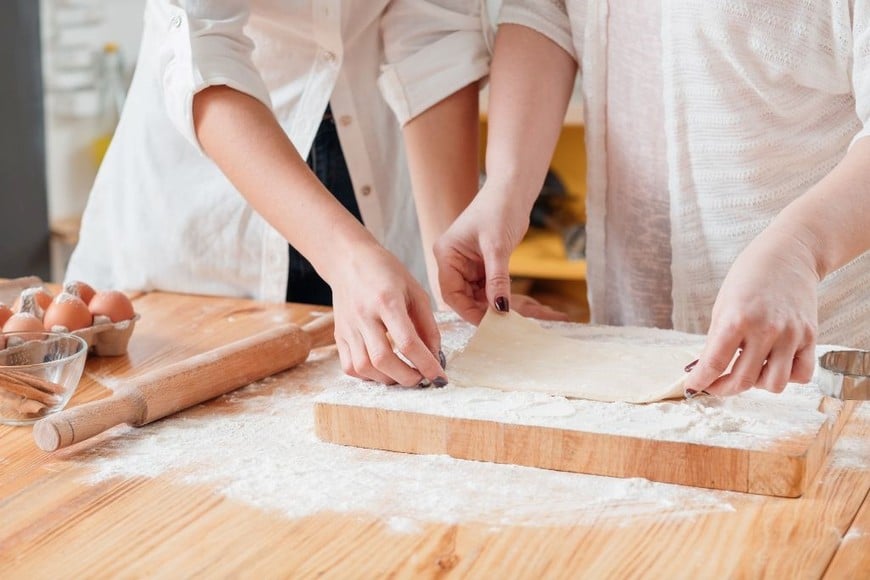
339 115 352 127
360 185 372 197
170 15 182 28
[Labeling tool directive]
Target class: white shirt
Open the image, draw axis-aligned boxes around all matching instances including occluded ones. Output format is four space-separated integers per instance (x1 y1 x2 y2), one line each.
500 0 870 348
603 0 671 329
67 0 491 302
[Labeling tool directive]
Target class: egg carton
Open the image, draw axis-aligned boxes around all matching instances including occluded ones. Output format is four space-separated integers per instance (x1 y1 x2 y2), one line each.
0 277 139 357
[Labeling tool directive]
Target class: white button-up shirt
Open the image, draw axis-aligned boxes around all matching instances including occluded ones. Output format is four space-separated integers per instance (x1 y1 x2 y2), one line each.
67 0 492 302
501 0 870 347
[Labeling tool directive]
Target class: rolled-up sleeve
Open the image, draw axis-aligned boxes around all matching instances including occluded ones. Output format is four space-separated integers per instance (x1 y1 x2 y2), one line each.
499 0 577 62
157 0 272 153
378 0 492 126
851 0 870 147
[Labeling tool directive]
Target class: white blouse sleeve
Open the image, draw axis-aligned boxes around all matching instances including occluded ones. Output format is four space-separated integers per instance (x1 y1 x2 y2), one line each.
157 1 272 153
498 0 577 62
851 1 870 147
378 0 492 126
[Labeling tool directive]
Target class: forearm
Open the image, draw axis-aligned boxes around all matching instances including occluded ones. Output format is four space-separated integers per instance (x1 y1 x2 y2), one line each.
403 81 480 302
192 85 378 283
764 137 870 279
483 24 577 212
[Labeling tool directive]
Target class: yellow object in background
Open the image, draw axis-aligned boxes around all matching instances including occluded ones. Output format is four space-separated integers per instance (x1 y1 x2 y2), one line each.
91 42 126 170
90 132 113 168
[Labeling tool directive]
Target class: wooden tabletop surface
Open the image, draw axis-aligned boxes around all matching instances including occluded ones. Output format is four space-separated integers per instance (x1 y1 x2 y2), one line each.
0 291 867 578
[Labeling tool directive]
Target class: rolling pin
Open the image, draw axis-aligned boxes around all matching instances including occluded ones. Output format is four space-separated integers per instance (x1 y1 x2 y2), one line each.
33 313 335 452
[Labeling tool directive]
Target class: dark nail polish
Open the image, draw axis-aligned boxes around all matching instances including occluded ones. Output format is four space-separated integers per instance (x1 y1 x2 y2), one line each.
685 389 697 398
432 377 448 388
684 359 699 373
438 350 447 370
495 296 509 312
417 379 431 389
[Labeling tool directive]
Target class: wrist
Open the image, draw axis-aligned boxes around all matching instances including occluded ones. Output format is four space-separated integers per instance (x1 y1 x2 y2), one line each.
757 220 825 281
476 177 537 226
314 225 383 286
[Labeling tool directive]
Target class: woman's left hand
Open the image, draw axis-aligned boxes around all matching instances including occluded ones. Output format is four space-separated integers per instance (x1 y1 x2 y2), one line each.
684 227 821 396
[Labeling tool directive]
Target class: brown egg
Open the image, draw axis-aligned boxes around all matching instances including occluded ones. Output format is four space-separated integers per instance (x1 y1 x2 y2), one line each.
43 292 93 331
12 287 53 314
63 280 96 305
0 303 12 328
3 312 44 335
88 290 135 322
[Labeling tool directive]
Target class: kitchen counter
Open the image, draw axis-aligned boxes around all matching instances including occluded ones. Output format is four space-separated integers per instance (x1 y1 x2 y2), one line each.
1 291 868 577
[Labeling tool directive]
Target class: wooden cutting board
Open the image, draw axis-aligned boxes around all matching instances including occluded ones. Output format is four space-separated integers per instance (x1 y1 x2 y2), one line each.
315 396 853 498
315 310 854 502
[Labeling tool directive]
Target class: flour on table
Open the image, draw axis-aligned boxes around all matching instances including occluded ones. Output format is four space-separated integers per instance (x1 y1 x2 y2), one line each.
76 348 739 531
448 310 698 403
74 313 844 531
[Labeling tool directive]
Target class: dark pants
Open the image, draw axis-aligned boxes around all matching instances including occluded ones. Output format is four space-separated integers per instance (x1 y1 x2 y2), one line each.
286 105 363 305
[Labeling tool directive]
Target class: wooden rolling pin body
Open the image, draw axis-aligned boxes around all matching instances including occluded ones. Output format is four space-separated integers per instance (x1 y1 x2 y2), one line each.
33 314 334 452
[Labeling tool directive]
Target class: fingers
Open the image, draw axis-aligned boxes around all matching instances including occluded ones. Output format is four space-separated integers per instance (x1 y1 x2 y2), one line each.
684 327 743 395
407 288 443 358
480 239 512 315
703 340 772 396
381 303 445 385
336 293 445 387
790 342 816 383
344 329 396 385
510 295 570 322
435 245 487 325
686 322 816 397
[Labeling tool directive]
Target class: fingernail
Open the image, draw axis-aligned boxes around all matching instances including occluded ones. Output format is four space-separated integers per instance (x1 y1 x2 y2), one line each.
438 350 447 370
495 296 509 312
684 359 699 373
433 377 448 388
685 389 697 398
417 379 431 389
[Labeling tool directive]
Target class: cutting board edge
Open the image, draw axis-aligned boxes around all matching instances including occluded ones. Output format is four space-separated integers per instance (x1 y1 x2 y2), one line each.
312 400 853 497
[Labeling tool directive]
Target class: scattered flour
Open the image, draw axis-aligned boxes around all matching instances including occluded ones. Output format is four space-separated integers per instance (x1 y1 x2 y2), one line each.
828 403 870 470
74 313 852 531
77 352 739 530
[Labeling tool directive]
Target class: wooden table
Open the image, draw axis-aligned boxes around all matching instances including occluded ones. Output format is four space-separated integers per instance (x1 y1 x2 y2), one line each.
1 291 868 578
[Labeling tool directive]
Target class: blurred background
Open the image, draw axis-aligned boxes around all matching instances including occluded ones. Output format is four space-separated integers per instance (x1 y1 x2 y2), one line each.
1 0 589 320
1 0 144 282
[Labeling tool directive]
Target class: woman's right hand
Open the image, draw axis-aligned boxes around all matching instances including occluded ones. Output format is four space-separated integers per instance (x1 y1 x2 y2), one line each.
434 184 532 324
327 243 447 387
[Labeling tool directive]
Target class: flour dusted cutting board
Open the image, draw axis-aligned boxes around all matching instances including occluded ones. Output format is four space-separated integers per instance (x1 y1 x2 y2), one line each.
314 315 854 498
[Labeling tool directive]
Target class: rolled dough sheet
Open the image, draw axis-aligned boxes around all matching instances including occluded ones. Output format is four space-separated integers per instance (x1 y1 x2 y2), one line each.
448 311 700 404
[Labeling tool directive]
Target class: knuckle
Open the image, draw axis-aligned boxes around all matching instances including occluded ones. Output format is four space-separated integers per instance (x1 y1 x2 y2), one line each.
340 358 355 376
731 373 756 391
393 336 418 355
704 354 733 374
374 290 404 311
369 348 393 368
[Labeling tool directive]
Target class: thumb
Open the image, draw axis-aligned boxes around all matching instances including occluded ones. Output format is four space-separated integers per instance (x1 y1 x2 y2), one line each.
481 241 512 314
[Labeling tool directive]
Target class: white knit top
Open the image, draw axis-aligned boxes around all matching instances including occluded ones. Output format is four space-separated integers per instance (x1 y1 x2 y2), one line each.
500 0 870 348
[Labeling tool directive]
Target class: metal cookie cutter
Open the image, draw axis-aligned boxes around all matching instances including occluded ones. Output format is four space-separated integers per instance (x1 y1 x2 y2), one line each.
817 350 870 400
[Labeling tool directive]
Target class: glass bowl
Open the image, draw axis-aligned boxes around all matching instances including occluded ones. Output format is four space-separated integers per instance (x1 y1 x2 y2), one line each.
0 331 89 426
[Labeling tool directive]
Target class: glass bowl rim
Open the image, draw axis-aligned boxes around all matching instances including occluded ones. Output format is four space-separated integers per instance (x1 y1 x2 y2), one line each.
0 331 89 370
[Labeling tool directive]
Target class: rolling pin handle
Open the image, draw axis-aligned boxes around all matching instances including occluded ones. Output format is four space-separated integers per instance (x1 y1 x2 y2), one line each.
302 312 336 350
33 393 144 452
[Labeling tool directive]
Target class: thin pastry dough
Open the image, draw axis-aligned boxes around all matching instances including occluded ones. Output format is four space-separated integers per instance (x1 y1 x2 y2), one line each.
448 311 699 403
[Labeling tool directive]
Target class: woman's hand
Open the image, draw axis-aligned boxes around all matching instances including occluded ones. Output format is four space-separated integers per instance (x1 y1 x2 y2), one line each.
328 243 446 387
434 184 532 324
684 227 820 396
510 294 570 322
